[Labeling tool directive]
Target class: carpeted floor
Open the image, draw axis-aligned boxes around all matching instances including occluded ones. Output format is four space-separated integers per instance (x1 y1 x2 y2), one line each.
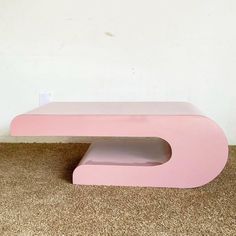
0 143 235 236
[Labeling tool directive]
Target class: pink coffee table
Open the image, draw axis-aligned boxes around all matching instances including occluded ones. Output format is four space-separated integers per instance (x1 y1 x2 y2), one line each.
11 102 228 188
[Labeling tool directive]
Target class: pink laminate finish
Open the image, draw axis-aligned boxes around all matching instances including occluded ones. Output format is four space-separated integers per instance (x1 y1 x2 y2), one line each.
10 102 228 188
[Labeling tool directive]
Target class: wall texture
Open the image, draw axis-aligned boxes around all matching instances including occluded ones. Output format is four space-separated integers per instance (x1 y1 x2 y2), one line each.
0 0 235 144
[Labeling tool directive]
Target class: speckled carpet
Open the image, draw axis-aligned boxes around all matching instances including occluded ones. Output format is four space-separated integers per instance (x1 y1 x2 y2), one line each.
0 143 235 236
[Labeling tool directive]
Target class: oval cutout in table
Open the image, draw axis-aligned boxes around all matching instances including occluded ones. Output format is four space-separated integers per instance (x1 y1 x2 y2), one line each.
80 138 172 166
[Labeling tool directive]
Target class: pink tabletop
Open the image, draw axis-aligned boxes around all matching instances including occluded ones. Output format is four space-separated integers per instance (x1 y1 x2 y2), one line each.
26 102 202 116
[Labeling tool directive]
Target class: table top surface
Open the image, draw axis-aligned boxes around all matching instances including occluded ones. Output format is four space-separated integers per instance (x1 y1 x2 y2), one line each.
26 102 202 116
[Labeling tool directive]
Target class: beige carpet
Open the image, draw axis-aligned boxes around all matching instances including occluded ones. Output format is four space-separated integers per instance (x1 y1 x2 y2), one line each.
0 143 235 236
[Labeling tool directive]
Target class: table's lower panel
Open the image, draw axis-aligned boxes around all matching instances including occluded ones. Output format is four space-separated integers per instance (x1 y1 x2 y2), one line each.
78 139 172 166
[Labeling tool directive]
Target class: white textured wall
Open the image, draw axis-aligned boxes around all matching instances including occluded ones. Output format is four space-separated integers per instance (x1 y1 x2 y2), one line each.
0 0 235 144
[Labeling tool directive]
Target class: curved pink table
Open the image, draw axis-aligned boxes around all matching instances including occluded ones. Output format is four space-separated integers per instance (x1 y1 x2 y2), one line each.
11 102 228 188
